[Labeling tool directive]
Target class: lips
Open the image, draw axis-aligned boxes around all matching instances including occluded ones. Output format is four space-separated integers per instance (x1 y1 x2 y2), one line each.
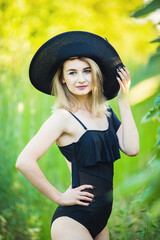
76 85 88 89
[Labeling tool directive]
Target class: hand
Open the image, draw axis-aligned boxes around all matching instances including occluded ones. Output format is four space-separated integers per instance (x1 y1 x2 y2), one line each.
59 184 95 206
116 66 131 99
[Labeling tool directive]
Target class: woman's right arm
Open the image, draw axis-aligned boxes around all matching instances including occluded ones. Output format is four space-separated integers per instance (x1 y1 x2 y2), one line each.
15 109 68 204
16 109 94 206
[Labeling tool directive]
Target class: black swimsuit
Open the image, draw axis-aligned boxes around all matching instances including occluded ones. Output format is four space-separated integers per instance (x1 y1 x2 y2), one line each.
51 106 121 238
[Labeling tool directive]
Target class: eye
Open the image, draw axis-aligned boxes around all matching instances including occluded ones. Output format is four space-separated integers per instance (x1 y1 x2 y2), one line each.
84 69 91 73
68 71 76 75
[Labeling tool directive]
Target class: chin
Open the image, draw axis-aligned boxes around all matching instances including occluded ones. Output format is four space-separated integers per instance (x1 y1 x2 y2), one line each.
76 91 91 96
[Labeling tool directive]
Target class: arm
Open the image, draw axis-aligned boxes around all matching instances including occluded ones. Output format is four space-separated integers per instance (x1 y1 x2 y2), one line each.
16 109 69 204
116 66 139 156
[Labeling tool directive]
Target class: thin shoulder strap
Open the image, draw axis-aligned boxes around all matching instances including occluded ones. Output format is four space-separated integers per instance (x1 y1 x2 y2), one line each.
68 111 87 130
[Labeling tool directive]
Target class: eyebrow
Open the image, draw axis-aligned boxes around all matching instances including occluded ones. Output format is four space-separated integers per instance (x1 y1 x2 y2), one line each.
67 67 91 72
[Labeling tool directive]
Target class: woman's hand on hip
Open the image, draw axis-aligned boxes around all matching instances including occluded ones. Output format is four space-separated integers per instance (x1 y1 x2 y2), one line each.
59 184 95 206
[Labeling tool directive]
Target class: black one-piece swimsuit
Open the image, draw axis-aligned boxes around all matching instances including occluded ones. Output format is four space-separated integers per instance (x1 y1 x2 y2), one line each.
51 106 121 239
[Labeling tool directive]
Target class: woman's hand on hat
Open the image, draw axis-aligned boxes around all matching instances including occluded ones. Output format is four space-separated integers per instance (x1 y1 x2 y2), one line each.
116 66 131 99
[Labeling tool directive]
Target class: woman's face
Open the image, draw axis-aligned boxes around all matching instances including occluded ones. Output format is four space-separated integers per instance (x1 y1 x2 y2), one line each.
62 58 93 97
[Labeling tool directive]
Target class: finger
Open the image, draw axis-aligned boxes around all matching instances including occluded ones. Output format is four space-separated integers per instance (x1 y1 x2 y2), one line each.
117 69 127 81
122 66 131 80
119 66 128 75
122 69 128 78
123 68 130 80
116 76 125 91
127 80 131 88
117 70 126 82
79 185 94 191
123 66 128 72
123 66 130 75
76 200 90 206
79 196 93 202
117 73 130 88
80 192 94 199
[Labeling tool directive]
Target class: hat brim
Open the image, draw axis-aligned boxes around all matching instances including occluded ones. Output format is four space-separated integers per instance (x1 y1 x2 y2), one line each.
29 31 124 100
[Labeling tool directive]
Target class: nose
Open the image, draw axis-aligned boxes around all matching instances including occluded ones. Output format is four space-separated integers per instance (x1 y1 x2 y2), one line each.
78 73 85 83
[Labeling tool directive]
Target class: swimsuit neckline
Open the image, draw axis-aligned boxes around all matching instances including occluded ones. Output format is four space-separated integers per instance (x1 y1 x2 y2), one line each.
57 111 110 149
57 126 110 149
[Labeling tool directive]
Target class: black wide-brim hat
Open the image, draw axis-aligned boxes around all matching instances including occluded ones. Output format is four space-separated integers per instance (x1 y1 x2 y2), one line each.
29 31 124 100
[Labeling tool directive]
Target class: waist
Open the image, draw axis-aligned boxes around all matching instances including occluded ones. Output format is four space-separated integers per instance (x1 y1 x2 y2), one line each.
80 190 113 208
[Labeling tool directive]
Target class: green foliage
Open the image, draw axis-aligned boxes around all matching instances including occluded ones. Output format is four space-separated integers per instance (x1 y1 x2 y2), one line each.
131 0 160 79
116 2 160 239
134 95 160 211
109 204 160 240
146 37 160 78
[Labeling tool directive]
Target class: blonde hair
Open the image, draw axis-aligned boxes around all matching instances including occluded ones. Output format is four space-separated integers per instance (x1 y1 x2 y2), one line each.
50 56 110 117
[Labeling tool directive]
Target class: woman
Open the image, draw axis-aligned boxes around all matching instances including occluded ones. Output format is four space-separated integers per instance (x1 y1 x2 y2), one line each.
16 31 139 240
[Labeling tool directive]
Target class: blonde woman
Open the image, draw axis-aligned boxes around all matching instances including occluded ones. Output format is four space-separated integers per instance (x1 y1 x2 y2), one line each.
16 31 139 240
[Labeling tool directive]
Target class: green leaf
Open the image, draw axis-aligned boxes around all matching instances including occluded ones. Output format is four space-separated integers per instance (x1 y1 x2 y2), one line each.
141 94 160 123
156 45 160 54
128 223 135 228
115 224 121 228
147 153 159 166
150 37 160 43
141 106 160 123
133 188 150 203
154 94 160 108
145 58 160 78
148 53 160 68
130 0 160 18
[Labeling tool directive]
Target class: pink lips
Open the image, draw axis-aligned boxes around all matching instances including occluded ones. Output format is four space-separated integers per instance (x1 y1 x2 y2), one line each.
76 85 88 90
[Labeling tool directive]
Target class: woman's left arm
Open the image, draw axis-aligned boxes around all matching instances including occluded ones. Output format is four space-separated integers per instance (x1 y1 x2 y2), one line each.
116 66 139 156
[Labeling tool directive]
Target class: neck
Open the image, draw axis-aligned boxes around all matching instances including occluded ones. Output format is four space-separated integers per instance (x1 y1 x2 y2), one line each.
73 94 91 111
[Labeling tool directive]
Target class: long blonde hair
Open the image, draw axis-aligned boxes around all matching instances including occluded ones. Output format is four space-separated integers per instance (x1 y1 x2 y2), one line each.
50 56 110 117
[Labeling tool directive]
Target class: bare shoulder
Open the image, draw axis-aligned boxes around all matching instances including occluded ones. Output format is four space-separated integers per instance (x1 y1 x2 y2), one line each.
49 108 70 132
37 108 72 141
16 109 71 163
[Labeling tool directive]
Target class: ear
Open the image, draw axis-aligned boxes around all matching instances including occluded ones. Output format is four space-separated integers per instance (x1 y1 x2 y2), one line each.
62 78 65 84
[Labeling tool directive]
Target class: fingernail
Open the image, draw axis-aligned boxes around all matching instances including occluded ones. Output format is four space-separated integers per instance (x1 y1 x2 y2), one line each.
92 199 95 202
117 69 120 72
119 66 122 69
92 186 96 189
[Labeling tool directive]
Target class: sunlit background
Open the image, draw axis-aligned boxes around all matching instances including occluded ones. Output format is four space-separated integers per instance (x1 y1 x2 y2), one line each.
0 0 160 239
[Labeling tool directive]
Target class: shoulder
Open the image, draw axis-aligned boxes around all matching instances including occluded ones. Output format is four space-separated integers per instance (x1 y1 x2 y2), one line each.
49 108 71 130
50 108 71 122
51 108 70 118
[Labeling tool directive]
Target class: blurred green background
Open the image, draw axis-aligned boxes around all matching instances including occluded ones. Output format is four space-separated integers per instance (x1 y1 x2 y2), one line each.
0 0 160 239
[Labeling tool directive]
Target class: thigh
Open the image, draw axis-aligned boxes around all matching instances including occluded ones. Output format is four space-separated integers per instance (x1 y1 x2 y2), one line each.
94 224 110 240
51 216 93 240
